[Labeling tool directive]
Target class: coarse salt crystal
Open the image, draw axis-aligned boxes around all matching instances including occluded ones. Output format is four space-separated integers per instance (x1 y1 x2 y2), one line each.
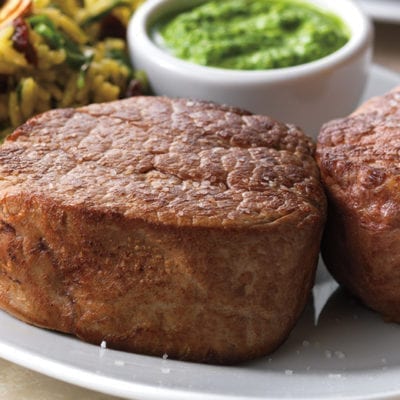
335 351 346 359
100 340 107 349
284 369 293 375
162 353 168 360
325 350 332 359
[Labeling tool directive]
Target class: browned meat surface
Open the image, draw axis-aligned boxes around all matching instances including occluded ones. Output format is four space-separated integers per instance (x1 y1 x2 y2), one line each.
317 86 400 322
0 96 326 364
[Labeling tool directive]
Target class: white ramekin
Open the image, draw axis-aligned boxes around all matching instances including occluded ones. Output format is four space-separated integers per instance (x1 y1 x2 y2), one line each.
128 0 373 137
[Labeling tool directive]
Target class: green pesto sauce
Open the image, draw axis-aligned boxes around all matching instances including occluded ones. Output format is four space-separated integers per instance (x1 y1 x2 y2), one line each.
158 0 350 70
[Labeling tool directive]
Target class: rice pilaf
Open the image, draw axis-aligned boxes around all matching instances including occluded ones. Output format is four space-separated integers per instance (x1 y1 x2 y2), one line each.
0 0 146 139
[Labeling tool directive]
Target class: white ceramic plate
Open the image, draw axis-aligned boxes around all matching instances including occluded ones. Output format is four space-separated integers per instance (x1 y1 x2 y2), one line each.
358 0 400 23
0 64 400 400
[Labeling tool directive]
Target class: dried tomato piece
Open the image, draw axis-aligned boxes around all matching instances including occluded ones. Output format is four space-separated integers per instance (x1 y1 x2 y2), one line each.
0 74 9 93
99 13 126 40
12 16 37 65
125 79 143 98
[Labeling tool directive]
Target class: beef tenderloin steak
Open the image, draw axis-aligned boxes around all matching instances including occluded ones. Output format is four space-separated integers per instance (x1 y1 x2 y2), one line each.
0 96 326 363
316 86 400 322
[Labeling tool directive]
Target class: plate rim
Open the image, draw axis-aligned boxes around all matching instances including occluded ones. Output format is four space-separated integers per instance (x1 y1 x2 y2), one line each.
359 0 400 23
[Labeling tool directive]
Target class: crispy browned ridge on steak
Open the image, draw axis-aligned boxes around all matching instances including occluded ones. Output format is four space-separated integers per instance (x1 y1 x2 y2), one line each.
0 96 326 363
317 86 400 322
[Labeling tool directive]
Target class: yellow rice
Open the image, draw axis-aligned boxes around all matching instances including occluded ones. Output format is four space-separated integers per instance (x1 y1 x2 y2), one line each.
0 0 145 139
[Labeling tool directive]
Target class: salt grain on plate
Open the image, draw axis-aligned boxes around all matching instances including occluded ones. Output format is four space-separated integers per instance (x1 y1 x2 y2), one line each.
284 369 293 375
325 350 333 359
335 351 346 359
100 340 107 349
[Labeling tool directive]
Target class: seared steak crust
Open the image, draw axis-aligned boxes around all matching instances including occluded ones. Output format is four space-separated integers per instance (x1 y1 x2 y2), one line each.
0 96 326 363
317 86 400 321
